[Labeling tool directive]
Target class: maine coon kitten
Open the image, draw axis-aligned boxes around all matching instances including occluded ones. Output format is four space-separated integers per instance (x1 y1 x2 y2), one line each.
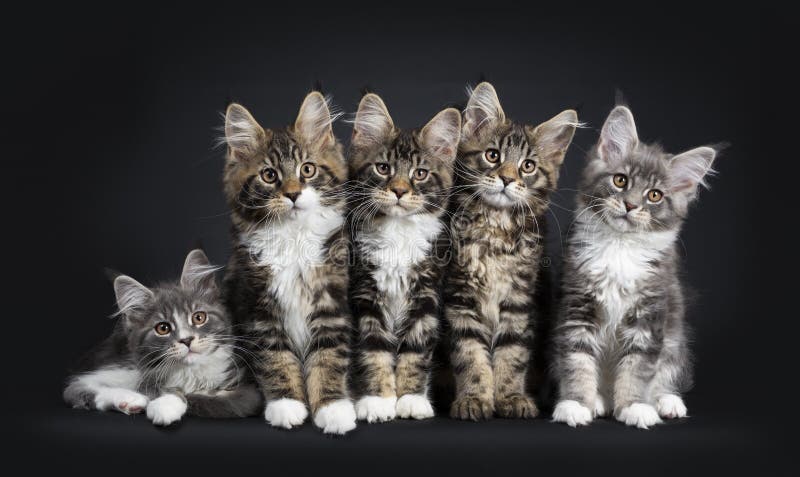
63 249 262 425
551 105 717 429
221 92 356 434
348 94 460 422
445 82 578 420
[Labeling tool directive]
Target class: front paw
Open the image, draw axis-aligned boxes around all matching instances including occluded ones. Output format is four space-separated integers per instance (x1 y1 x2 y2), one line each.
657 394 688 419
355 395 396 423
314 399 357 435
450 395 494 421
496 394 538 419
264 398 308 429
594 395 610 417
396 394 434 420
552 400 593 427
146 394 187 426
94 389 149 415
617 403 663 429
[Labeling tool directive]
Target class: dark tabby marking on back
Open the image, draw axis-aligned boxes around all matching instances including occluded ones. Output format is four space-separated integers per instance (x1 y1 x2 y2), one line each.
444 83 577 420
221 92 356 434
348 93 460 422
551 105 718 429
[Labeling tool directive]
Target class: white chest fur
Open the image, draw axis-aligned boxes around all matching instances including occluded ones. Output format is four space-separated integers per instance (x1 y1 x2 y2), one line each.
574 226 676 335
245 206 343 353
162 347 234 393
359 214 442 330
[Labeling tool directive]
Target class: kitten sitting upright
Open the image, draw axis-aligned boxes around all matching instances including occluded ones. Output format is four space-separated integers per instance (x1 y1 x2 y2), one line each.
551 105 718 429
348 94 460 422
63 249 262 425
222 92 356 434
445 83 578 420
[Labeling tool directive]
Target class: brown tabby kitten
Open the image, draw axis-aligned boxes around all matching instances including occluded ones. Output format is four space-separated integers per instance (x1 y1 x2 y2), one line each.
348 94 460 422
445 83 578 420
221 92 356 434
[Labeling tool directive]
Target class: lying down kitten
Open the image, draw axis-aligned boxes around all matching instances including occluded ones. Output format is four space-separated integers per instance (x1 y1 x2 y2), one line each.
64 249 262 425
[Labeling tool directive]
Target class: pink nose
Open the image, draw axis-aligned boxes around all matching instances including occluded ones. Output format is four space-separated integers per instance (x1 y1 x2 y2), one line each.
624 201 637 212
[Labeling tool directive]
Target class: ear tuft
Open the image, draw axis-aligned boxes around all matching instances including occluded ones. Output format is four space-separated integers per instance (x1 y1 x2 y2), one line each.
295 92 340 150
180 249 220 291
463 82 505 138
223 104 266 157
420 108 461 163
352 93 395 149
598 105 638 163
113 275 153 318
668 146 718 195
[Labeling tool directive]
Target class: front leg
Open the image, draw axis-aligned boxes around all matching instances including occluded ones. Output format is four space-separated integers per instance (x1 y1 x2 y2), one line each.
146 389 187 426
493 301 537 419
251 320 309 430
306 282 356 435
613 310 664 429
395 288 439 420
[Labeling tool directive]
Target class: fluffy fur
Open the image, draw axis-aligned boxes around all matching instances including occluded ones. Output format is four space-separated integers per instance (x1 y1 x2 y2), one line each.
221 92 356 434
551 105 717 429
63 250 262 425
444 83 578 420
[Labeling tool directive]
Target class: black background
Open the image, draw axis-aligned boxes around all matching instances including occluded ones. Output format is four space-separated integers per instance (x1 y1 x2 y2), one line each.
8 3 783 476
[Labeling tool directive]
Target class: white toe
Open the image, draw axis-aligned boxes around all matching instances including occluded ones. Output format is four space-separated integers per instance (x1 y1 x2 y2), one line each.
657 394 687 419
396 394 434 420
146 394 187 426
594 395 609 417
264 398 308 429
355 395 397 423
94 388 149 415
617 403 662 429
552 400 593 427
314 399 357 435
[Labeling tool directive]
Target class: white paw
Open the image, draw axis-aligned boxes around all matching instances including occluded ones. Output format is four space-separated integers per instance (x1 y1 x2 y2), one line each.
594 395 609 417
617 403 663 429
264 398 308 429
94 388 149 414
396 394 435 420
314 399 357 435
552 400 593 427
146 394 187 426
657 394 687 419
355 395 397 423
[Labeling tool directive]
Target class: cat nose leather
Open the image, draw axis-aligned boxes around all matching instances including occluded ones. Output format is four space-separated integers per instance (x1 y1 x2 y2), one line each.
499 174 516 186
284 191 301 202
624 201 637 212
391 186 409 199
179 337 195 348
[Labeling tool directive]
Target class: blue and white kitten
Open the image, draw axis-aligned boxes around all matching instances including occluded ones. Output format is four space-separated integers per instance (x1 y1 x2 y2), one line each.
552 106 718 429
64 249 261 425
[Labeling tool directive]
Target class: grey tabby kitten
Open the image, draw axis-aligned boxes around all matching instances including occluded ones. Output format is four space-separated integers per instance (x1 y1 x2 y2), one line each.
445 82 578 420
348 93 460 422
63 250 262 426
551 105 718 429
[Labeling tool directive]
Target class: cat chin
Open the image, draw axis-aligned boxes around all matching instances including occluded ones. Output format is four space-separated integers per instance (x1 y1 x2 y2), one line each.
481 190 517 208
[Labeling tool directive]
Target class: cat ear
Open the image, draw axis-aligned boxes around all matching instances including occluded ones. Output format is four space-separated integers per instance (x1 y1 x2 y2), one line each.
668 146 717 195
113 275 153 318
420 108 461 164
294 91 337 151
224 104 268 161
352 93 395 149
527 109 579 167
180 249 220 292
463 82 505 138
598 106 638 163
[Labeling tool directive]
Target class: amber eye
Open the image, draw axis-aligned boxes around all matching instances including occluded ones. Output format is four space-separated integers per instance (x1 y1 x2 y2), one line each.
191 311 208 326
613 174 628 188
484 149 501 163
375 163 390 175
300 162 316 178
261 168 278 184
648 189 663 203
154 322 171 336
413 168 429 180
520 159 536 174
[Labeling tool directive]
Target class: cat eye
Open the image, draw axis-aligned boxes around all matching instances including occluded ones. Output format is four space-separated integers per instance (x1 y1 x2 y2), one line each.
413 168 429 181
375 163 391 175
648 189 664 203
191 311 208 326
300 162 316 179
612 174 628 188
261 168 278 184
484 149 501 164
520 159 536 174
154 322 172 336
